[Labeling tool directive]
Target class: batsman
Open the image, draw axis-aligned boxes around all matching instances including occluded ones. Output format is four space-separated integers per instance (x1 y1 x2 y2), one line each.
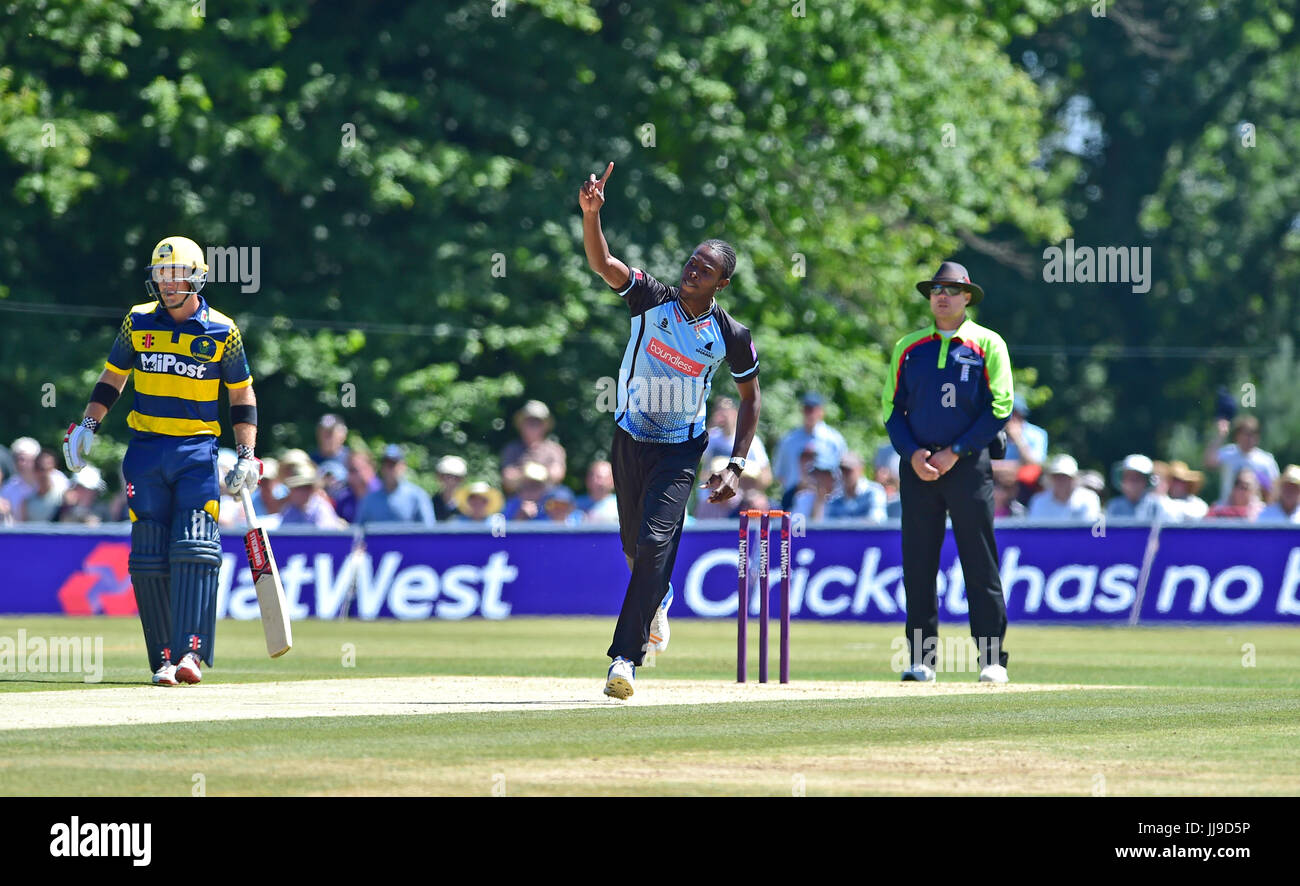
62 236 263 686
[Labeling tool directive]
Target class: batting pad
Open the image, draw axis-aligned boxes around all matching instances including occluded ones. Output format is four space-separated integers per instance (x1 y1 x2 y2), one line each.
170 509 221 667
129 520 172 671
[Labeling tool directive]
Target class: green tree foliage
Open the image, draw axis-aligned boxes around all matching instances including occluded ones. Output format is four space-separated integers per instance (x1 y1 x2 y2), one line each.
993 0 1300 472
2 0 1067 491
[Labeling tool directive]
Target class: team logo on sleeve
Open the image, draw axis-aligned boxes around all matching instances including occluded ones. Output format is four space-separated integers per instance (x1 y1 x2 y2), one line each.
190 336 218 362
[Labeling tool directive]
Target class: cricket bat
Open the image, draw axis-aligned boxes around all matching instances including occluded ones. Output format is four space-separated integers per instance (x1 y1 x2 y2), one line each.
239 487 293 657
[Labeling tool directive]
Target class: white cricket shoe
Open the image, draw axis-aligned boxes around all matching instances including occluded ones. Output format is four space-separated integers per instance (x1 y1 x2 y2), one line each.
649 584 673 653
152 661 178 686
176 652 203 685
900 663 937 682
979 664 1009 684
604 657 636 699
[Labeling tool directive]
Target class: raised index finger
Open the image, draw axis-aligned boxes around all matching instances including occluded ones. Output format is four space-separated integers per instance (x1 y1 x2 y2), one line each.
597 161 614 188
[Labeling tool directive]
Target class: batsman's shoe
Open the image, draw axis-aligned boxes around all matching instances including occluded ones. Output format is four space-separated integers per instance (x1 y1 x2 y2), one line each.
152 661 178 686
604 657 636 700
979 664 1009 684
900 663 936 682
176 652 203 685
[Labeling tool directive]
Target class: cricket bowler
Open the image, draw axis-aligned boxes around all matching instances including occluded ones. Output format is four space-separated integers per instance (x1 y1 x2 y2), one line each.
580 162 761 699
62 236 262 686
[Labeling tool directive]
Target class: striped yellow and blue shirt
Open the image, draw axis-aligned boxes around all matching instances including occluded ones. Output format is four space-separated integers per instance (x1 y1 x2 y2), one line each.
105 297 252 437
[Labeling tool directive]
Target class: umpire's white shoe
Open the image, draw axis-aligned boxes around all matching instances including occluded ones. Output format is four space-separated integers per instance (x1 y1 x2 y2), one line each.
604 657 635 699
152 660 178 686
900 663 936 682
176 652 203 685
979 664 1009 684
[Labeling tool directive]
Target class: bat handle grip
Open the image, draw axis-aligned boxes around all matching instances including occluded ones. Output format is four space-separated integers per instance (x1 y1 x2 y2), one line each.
238 487 259 528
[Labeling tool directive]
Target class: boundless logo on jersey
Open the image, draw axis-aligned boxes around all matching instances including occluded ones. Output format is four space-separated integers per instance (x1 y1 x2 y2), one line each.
646 337 704 376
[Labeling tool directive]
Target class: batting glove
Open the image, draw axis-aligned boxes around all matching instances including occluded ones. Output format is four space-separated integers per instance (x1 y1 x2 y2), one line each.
62 417 99 472
225 447 263 494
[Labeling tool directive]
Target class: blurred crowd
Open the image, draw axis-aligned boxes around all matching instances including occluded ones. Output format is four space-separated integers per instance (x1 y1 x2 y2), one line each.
2 399 1297 529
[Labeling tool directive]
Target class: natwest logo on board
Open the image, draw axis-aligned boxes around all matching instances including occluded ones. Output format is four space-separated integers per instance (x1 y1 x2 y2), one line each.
218 550 518 621
646 337 704 376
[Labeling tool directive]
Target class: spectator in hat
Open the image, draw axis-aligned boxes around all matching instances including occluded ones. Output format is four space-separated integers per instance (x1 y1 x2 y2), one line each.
1258 465 1300 524
542 486 585 526
20 450 68 522
357 445 436 525
501 400 567 494
433 455 467 521
504 461 551 521
311 414 351 480
1002 395 1048 466
2 437 49 518
1206 467 1264 520
1204 415 1279 505
1162 460 1209 521
56 466 109 525
319 460 348 502
453 481 505 522
576 460 619 525
702 397 772 487
333 449 380 524
1027 455 1101 521
1106 454 1176 521
277 459 347 528
826 452 888 521
774 392 847 498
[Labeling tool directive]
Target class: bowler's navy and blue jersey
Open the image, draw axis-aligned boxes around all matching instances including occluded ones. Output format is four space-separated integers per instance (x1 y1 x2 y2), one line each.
105 297 252 438
612 268 758 443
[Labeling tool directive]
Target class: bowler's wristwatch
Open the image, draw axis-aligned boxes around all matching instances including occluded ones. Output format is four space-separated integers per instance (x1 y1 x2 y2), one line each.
726 456 747 476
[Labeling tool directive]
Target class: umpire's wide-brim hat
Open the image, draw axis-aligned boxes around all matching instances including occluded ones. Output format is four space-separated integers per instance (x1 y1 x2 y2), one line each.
916 261 984 305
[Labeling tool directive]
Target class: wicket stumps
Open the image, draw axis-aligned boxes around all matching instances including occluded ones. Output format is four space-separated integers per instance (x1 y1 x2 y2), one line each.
737 509 791 683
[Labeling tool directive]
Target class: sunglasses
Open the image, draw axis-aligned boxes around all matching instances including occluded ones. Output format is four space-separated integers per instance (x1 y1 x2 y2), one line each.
929 284 966 297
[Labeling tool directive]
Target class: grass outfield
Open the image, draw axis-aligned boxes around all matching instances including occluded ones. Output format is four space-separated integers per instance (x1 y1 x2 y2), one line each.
0 616 1297 795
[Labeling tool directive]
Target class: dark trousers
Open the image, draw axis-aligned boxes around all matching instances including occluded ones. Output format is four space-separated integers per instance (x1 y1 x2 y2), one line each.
607 426 707 664
899 449 1008 670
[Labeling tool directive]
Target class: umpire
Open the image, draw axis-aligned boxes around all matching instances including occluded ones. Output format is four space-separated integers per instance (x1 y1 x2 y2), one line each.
882 261 1013 683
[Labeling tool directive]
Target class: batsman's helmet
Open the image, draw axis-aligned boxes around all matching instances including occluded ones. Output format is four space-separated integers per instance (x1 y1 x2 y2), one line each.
145 236 208 304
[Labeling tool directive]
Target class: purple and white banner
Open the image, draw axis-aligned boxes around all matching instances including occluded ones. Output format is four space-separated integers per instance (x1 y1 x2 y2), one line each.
2 523 1298 622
